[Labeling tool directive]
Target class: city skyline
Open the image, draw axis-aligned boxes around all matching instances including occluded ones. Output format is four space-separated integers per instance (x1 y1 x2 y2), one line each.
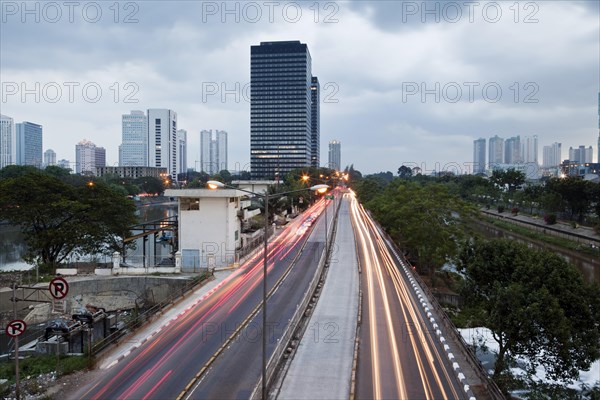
1 2 599 174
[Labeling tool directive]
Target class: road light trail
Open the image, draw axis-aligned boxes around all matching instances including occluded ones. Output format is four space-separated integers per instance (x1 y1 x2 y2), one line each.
350 191 465 400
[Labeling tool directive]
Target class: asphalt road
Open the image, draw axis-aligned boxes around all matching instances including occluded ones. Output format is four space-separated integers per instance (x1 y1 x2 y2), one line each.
350 193 467 400
69 198 330 400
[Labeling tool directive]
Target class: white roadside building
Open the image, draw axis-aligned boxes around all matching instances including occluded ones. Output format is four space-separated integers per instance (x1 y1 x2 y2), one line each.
165 188 250 271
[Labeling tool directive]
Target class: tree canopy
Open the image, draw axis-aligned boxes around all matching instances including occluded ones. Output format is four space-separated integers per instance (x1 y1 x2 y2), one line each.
459 239 600 390
0 170 137 272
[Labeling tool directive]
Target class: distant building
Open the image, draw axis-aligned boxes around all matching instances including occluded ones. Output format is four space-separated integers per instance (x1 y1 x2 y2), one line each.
147 109 178 180
120 110 148 167
561 161 600 180
177 129 187 176
0 114 16 168
328 140 341 171
57 159 71 170
521 135 538 164
16 121 43 167
75 139 104 175
200 129 227 175
569 145 593 164
311 76 320 168
504 136 521 164
250 41 316 179
95 166 168 179
491 163 540 180
44 149 56 167
473 138 486 174
488 135 504 165
542 142 562 168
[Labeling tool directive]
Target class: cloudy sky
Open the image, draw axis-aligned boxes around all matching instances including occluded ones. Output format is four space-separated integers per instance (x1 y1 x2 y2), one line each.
1 0 598 175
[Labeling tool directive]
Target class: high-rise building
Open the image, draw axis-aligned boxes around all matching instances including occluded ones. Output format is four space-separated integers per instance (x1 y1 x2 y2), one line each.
473 138 486 174
488 135 504 165
177 129 187 177
147 109 178 180
504 136 521 164
328 140 341 171
0 114 16 168
542 142 562 168
16 121 43 167
200 129 227 175
310 76 320 167
250 41 315 179
521 135 538 164
44 149 56 167
57 159 71 170
76 139 100 175
597 92 600 163
569 145 594 164
95 146 106 169
120 110 148 167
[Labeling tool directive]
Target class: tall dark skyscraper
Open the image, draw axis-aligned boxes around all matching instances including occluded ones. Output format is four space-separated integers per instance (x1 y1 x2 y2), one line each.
310 76 320 167
250 41 318 179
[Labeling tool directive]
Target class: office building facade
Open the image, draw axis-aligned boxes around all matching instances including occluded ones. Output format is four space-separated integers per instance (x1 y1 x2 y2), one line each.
473 138 486 174
521 135 538 164
147 109 178 180
328 140 341 171
120 110 148 167
16 121 42 167
310 76 320 167
250 41 316 179
0 114 16 168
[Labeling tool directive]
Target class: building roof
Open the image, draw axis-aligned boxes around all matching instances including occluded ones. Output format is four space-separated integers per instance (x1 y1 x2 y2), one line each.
165 189 248 198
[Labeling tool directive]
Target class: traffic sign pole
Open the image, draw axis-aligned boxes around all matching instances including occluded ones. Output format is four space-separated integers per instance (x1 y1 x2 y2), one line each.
12 284 20 400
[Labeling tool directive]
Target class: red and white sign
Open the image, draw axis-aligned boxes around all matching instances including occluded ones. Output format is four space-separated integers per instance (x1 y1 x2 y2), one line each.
49 277 69 299
6 320 26 337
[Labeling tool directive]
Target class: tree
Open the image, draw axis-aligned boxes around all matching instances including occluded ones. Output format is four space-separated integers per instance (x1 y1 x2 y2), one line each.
491 168 526 194
545 177 594 222
135 176 165 195
398 165 413 179
365 181 477 286
0 171 137 273
459 239 600 391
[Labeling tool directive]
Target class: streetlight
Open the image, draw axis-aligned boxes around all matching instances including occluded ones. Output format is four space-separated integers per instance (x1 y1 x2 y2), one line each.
207 180 327 400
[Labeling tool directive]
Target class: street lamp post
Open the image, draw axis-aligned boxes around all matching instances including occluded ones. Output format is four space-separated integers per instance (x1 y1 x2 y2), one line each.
207 180 327 400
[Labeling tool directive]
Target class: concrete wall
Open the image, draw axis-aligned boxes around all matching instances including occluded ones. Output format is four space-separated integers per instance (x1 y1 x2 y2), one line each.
0 276 193 315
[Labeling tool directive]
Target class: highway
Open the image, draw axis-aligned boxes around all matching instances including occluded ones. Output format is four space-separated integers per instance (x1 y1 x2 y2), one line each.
350 192 467 400
69 198 331 400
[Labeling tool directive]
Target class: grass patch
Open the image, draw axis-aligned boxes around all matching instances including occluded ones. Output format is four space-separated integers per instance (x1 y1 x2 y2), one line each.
484 217 600 258
0 355 92 384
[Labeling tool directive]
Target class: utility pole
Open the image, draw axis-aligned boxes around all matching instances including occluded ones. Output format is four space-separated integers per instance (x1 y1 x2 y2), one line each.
12 284 20 400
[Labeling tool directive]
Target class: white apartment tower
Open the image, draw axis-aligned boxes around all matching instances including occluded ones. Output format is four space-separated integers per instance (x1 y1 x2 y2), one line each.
473 138 486 174
542 142 562 168
328 140 341 171
0 114 16 168
177 129 187 177
147 109 178 180
75 139 98 175
120 110 148 167
488 135 504 165
200 129 228 175
521 135 539 164
44 149 56 167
